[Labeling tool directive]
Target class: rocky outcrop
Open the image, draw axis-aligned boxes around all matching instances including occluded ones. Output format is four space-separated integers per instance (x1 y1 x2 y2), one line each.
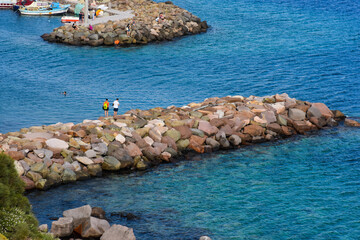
0 93 355 191
41 0 208 47
47 205 134 239
50 217 74 237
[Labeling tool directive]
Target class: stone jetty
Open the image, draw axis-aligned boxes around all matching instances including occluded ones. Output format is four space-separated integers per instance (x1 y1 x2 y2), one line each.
1 93 358 191
41 0 208 46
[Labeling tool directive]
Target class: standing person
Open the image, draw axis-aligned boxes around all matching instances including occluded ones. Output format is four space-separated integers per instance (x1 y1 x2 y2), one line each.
113 98 119 117
126 23 131 36
103 99 109 117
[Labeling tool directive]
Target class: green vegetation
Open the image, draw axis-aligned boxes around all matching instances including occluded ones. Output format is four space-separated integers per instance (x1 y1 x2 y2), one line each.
0 153 55 240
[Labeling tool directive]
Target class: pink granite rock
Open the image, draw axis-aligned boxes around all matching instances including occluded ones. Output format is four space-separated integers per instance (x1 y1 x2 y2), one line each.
174 125 192 139
307 103 334 119
125 142 142 157
7 151 25 160
243 125 265 136
198 121 219 136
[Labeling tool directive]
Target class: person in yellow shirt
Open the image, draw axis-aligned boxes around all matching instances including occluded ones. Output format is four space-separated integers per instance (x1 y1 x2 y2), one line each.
102 99 109 117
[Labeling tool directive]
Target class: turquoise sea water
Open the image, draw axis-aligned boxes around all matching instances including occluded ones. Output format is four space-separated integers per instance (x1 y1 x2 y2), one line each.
2 0 360 238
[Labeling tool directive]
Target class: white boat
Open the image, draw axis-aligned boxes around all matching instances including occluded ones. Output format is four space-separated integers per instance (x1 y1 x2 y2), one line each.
19 1 70 15
61 16 79 23
0 0 16 9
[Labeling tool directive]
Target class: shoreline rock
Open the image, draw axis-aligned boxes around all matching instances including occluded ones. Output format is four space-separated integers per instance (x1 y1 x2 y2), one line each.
41 0 209 47
0 93 357 191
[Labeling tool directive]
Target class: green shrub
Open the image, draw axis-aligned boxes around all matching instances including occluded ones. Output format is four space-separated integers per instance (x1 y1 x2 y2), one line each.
0 153 56 240
0 153 29 211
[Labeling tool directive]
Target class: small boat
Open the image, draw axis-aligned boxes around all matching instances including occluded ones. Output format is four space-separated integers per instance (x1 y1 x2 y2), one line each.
0 0 16 9
19 2 70 15
13 0 33 11
61 16 79 23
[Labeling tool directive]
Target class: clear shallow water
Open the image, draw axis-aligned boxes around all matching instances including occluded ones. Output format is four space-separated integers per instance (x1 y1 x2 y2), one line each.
1 0 360 132
2 0 360 238
28 126 360 239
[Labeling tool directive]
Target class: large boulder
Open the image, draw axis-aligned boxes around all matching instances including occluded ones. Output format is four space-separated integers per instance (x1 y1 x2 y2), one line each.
26 171 42 182
115 134 126 143
92 143 108 155
266 123 282 134
289 108 306 121
229 135 241 146
45 138 69 150
307 103 334 119
261 111 277 124
47 171 62 185
88 164 102 176
50 217 74 237
30 162 49 178
50 163 64 174
21 176 35 190
75 156 94 165
190 128 205 137
108 148 134 168
198 121 219 136
174 125 192 139
205 138 220 149
81 217 111 238
61 168 77 182
7 151 25 161
176 139 190 151
100 224 136 240
161 136 177 151
14 160 24 176
34 149 53 159
102 156 121 170
124 142 142 157
149 128 162 142
63 205 92 228
344 118 360 127
243 125 265 136
164 129 181 142
85 149 97 158
292 120 314 133
23 132 53 140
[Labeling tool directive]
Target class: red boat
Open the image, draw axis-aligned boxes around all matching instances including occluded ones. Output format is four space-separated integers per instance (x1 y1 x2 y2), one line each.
12 0 33 10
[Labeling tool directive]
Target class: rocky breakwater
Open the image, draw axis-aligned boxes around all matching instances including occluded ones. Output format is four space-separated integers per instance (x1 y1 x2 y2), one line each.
42 204 212 239
1 93 359 191
45 205 136 239
41 0 208 46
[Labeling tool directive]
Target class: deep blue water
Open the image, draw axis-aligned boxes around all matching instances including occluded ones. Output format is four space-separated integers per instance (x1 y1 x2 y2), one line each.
2 0 360 238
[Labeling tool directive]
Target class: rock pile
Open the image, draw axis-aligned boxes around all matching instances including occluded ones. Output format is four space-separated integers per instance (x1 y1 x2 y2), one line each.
1 93 357 191
45 205 136 239
41 0 208 46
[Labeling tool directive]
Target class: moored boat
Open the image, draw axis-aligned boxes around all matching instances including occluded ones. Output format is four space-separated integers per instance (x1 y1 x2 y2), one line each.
13 0 33 11
19 2 70 15
61 16 79 23
0 0 16 9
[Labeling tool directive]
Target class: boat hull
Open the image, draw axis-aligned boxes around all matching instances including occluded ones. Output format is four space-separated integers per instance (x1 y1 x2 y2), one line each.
0 3 13 8
0 0 16 9
61 16 79 23
19 8 68 15
18 2 70 15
